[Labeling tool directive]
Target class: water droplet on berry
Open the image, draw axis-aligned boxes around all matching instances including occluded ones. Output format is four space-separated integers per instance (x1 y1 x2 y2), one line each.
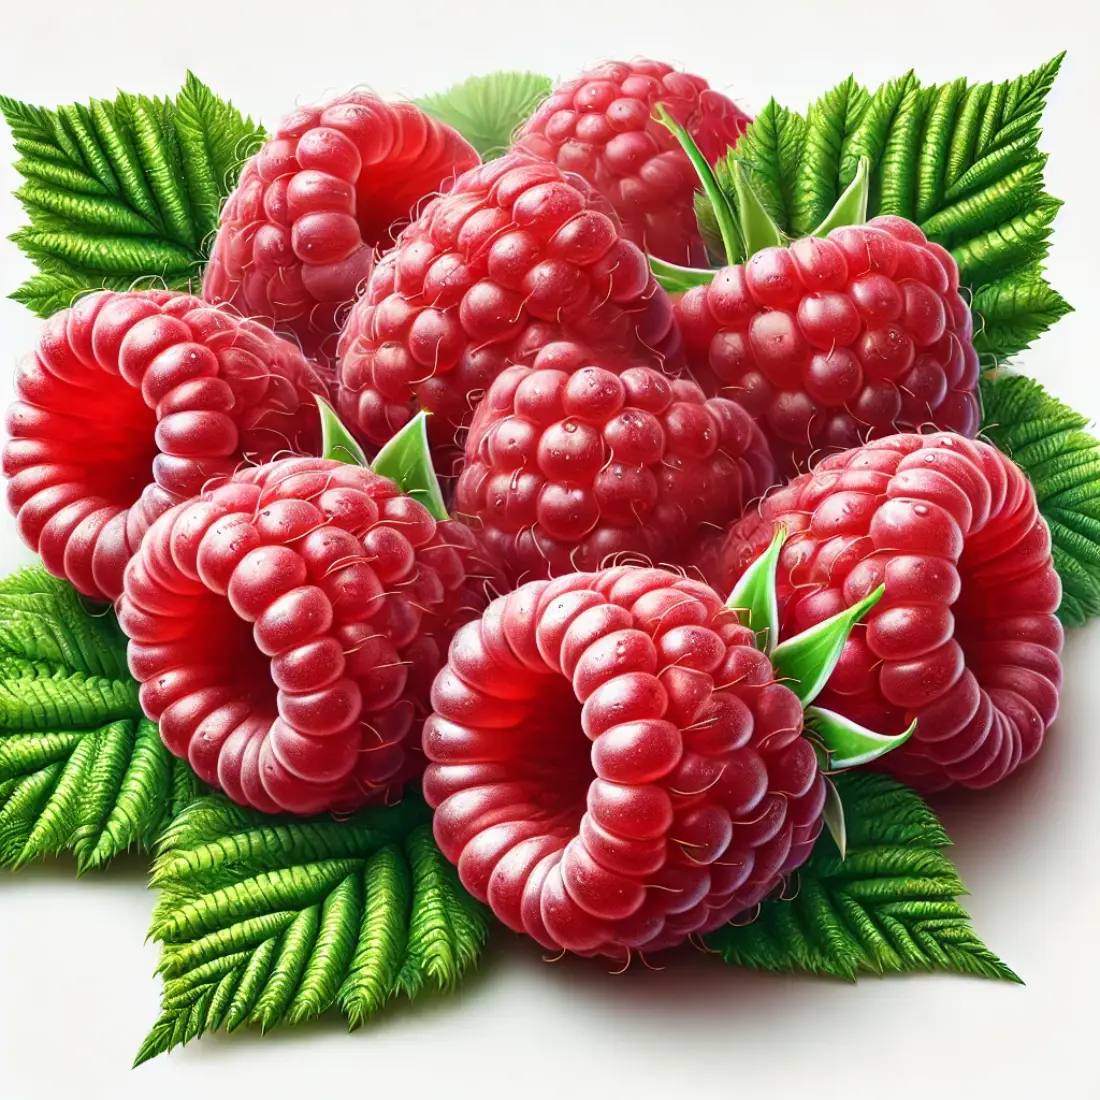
913 503 929 516
563 420 578 433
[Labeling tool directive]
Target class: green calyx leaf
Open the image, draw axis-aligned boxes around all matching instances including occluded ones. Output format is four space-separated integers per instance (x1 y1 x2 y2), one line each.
371 412 448 522
415 70 552 159
728 157 787 258
317 396 370 467
809 155 870 236
725 526 786 650
0 568 201 872
980 371 1100 626
695 55 1071 359
821 776 846 860
1 72 264 316
770 584 885 705
807 706 917 771
649 256 716 294
136 792 489 1064
706 772 1020 983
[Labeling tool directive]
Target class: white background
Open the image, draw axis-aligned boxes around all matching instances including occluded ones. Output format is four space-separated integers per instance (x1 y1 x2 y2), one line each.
1 2 1098 1097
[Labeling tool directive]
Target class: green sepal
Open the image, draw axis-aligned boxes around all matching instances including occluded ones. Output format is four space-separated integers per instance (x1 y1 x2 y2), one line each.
654 103 742 265
770 584 885 705
649 256 716 294
729 158 787 258
316 396 370 467
810 155 870 236
725 526 787 651
807 706 917 771
821 776 846 860
370 412 448 522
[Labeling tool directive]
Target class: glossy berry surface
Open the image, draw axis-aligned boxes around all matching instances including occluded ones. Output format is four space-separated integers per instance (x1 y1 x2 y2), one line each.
514 59 750 265
336 151 681 469
3 291 328 602
203 93 480 363
693 433 1063 791
455 343 776 582
677 216 981 474
118 457 494 815
423 566 826 959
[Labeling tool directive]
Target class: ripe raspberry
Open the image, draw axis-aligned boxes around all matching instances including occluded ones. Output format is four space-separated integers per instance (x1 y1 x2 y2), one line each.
203 93 480 363
423 566 825 958
118 457 494 815
454 343 777 583
677 216 981 474
693 433 1063 791
335 151 681 467
3 291 328 602
513 59 750 265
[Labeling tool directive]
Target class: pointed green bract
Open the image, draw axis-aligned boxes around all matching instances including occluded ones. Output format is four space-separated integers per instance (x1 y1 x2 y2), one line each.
1 75 263 315
316 396 370 467
649 256 716 294
810 155 870 236
980 371 1100 626
770 584 885 705
371 412 448 522
725 526 786 651
0 568 201 871
706 773 1019 982
822 776 846 860
807 706 917 770
137 793 489 1063
697 56 1070 360
728 158 786 257
415 71 552 159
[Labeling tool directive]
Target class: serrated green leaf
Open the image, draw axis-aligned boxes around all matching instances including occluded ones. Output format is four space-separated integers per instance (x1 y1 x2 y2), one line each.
699 56 1069 361
371 412 448 522
706 773 1018 982
979 372 1100 625
0 567 202 871
2 76 263 316
415 70 551 159
138 792 489 1063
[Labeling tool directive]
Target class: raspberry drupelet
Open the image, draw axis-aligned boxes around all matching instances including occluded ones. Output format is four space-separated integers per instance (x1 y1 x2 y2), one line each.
693 433 1063 791
118 457 495 815
514 59 751 265
2 291 329 602
423 566 826 960
203 92 480 364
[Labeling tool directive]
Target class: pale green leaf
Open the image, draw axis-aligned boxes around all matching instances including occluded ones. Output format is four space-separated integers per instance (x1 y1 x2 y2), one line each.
371 411 448 521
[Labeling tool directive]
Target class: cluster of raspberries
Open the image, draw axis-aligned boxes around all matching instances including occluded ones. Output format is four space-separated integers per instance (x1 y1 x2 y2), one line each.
2 61 1064 963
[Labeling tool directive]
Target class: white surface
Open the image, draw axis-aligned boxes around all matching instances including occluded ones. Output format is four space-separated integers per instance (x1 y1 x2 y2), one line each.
1 2 1099 1097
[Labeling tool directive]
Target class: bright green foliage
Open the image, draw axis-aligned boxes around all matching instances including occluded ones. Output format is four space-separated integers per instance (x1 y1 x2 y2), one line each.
415 70 551 159
980 372 1100 626
697 55 1070 361
706 773 1019 982
371 411 449 521
137 792 489 1063
0 568 199 871
1 72 263 315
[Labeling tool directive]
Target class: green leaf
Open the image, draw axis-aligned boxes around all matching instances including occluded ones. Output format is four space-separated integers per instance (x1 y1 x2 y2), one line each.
649 256 716 294
371 412 449 522
770 584 885 705
137 793 489 1063
317 396 370 467
806 706 916 770
701 55 1070 361
822 776 846 860
979 372 1100 626
706 772 1019 982
0 567 200 871
725 525 786 650
809 155 870 237
415 71 551 160
1 75 263 316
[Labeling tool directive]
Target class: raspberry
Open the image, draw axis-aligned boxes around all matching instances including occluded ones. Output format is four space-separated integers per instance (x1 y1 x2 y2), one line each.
454 342 777 582
514 59 750 265
335 151 681 468
203 93 480 363
677 216 981 474
2 291 328 602
117 457 494 815
423 566 825 958
692 433 1063 791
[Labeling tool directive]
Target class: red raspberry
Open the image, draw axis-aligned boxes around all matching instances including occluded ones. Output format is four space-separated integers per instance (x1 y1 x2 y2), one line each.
423 566 826 959
677 216 981 474
692 433 1064 791
2 291 328 602
118 457 494 815
335 151 681 468
454 342 777 583
203 93 480 364
514 59 750 265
